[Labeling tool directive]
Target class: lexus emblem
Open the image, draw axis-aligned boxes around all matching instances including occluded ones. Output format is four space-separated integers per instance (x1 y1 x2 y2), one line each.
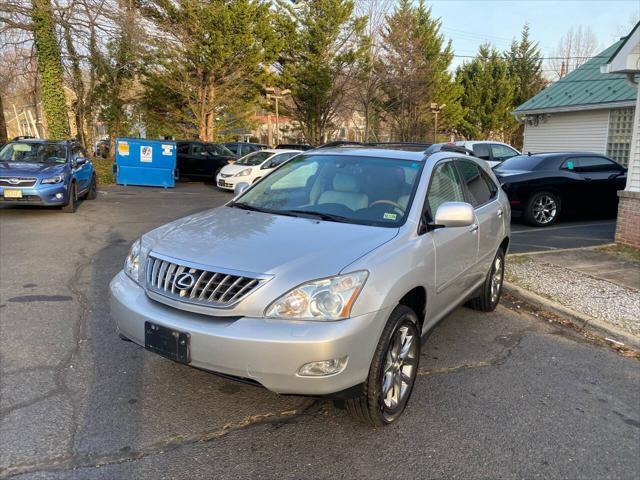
8 178 20 185
174 272 196 290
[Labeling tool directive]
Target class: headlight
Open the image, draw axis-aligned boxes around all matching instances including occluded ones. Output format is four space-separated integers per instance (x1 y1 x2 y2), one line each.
234 168 252 177
265 271 368 321
124 239 141 283
41 175 64 184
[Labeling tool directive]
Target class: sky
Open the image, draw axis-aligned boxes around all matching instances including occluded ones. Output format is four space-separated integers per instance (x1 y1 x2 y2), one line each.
425 0 639 70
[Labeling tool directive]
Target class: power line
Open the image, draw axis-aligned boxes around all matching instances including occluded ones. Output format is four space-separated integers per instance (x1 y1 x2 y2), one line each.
453 54 608 60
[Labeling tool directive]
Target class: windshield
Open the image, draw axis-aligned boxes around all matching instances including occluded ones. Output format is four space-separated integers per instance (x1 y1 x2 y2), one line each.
495 155 546 171
236 150 273 166
0 142 67 164
232 154 423 227
205 143 235 157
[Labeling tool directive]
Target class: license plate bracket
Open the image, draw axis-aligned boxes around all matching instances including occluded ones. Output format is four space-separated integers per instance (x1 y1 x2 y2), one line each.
144 322 190 363
3 189 23 199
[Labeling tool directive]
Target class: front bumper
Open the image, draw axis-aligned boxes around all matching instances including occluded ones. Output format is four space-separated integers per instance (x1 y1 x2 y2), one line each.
215 173 237 191
0 184 69 206
109 271 388 395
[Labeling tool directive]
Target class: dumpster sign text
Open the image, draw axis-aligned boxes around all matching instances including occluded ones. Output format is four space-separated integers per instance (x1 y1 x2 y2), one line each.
141 146 153 163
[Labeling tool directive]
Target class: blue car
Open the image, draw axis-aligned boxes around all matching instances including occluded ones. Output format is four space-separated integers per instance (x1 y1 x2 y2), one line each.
0 139 97 213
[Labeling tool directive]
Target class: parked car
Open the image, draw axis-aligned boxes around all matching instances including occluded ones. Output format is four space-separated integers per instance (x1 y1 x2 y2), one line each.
223 142 268 158
176 141 236 181
454 141 520 168
94 139 109 158
215 149 301 190
0 138 96 213
494 152 626 227
110 144 510 426
275 143 314 151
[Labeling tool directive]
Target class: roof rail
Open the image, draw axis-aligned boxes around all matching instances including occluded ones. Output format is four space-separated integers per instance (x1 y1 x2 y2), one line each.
425 143 473 155
315 141 365 149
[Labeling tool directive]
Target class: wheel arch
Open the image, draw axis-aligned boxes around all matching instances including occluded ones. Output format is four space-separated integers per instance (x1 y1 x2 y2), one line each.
398 286 427 332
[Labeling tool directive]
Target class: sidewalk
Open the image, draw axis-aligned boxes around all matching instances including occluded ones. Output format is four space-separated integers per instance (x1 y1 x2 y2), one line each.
505 245 640 347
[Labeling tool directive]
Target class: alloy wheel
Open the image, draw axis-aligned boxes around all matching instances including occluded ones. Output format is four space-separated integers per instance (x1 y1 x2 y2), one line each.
490 254 504 304
532 195 557 224
381 323 418 420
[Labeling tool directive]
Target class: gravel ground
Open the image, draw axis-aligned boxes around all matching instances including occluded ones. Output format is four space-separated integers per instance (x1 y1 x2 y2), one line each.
506 257 640 336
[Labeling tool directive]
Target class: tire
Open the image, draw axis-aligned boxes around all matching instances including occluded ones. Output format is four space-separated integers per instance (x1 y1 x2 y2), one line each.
85 175 97 200
523 190 561 227
468 248 505 312
346 305 420 426
62 182 77 213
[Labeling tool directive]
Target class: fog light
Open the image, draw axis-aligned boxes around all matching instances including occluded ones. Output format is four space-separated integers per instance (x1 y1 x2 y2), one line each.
298 357 348 377
55 193 63 199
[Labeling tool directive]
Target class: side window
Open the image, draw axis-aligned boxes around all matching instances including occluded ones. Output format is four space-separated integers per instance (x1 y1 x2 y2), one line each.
456 160 495 207
426 162 466 216
491 144 518 162
192 144 207 156
271 161 319 190
571 156 621 173
269 153 295 168
472 143 491 160
241 145 253 156
72 146 84 161
177 143 189 154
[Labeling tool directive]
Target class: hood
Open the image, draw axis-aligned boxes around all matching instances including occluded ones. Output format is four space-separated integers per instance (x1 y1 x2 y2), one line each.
143 206 398 278
0 162 66 177
220 163 258 176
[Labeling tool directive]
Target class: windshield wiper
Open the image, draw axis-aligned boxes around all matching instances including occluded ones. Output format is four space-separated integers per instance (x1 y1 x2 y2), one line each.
229 202 267 212
284 209 352 223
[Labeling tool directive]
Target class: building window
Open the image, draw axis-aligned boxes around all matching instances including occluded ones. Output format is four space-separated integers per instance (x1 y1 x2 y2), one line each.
606 107 634 166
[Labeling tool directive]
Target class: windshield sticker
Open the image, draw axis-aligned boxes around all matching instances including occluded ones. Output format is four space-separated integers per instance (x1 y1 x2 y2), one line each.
117 141 129 156
162 144 173 156
566 161 574 170
140 145 153 163
383 213 397 220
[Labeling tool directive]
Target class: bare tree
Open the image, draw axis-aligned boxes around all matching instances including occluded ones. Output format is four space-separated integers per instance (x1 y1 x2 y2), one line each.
548 26 599 79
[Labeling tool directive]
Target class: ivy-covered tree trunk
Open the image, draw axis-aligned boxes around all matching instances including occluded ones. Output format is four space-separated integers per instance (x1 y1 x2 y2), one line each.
0 93 8 143
31 0 71 139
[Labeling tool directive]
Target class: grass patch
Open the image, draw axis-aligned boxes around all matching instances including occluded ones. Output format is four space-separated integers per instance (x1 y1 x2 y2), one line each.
506 254 532 265
596 244 640 262
92 157 115 185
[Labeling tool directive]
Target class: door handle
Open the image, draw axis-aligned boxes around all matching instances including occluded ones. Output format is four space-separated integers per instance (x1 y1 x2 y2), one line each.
469 223 479 233
584 177 592 182
497 208 503 217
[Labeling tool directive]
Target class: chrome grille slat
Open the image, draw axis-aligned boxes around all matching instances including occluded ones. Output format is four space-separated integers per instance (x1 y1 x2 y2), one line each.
145 254 261 308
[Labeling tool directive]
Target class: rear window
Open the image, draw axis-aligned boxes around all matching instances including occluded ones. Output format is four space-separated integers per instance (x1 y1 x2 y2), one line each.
495 155 546 171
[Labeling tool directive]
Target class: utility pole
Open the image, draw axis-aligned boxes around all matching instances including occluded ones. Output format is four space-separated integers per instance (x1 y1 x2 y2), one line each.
429 103 446 143
265 87 291 146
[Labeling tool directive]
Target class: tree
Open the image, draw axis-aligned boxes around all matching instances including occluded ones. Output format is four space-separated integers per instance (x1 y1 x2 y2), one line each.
0 92 8 142
276 0 366 145
505 24 547 147
456 44 515 140
377 0 462 142
31 0 70 139
140 0 279 141
548 26 599 79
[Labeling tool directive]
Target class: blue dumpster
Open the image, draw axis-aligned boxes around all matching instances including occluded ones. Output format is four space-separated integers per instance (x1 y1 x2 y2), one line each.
114 138 177 188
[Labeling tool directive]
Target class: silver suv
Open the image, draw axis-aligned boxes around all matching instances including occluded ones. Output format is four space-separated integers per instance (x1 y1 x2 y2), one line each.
110 145 510 426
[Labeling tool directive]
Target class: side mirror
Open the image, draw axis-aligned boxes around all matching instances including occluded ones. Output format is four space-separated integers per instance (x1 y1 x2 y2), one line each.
75 157 87 166
433 202 475 228
234 182 250 197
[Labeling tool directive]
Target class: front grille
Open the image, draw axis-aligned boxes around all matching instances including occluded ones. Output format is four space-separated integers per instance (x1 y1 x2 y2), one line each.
218 180 234 188
145 255 262 307
0 177 37 187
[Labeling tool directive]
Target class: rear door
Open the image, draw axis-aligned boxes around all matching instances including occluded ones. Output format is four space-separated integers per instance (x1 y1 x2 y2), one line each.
455 159 502 276
424 161 479 310
176 142 191 176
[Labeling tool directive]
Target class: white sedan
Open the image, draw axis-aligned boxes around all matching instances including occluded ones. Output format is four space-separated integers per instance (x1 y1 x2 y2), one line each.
216 149 302 191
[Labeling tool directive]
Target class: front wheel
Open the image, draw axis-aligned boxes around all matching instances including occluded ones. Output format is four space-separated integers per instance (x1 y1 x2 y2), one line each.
524 191 560 227
346 305 420 426
62 182 77 213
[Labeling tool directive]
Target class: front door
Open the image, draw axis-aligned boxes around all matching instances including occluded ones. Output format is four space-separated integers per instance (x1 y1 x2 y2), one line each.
425 161 479 312
71 145 91 192
570 156 627 213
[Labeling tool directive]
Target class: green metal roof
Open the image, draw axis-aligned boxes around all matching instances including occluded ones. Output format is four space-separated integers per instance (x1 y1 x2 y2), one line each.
514 40 638 114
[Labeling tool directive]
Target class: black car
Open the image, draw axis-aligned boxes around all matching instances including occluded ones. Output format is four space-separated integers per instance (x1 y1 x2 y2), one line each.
275 143 314 151
176 141 236 180
223 142 267 158
494 152 627 227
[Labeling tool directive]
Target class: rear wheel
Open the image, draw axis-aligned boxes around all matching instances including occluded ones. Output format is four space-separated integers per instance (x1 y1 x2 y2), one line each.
469 248 505 312
524 191 560 227
62 182 77 213
346 305 420 426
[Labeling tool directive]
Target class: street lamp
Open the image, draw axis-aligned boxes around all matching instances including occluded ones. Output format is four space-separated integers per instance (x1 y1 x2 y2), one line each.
266 88 291 146
429 103 446 143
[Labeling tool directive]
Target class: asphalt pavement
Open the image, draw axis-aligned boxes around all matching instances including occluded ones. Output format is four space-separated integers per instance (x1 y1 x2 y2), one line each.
0 184 638 480
510 219 616 254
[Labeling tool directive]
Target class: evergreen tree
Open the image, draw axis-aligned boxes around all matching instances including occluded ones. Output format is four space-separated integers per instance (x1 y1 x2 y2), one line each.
276 0 366 145
456 44 515 140
378 0 462 142
31 0 71 139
